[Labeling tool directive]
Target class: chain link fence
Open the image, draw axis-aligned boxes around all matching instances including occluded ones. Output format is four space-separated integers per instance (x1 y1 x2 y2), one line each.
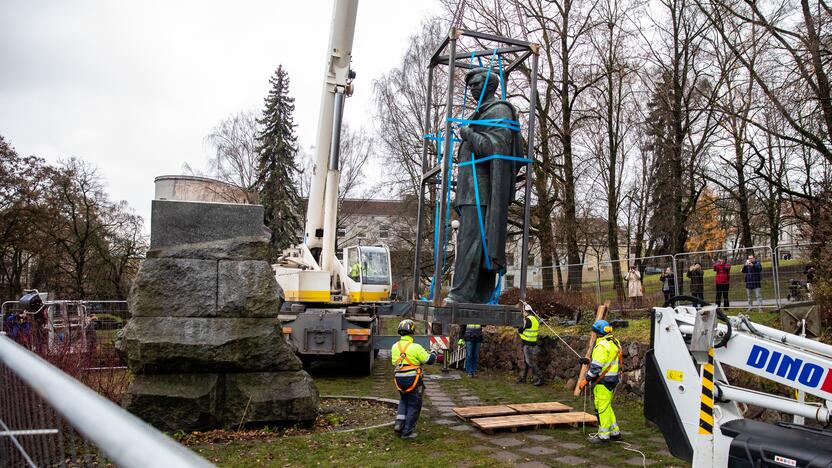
674 246 777 310
526 262 598 294
1 300 128 371
597 255 676 313
774 243 819 305
510 243 817 315
0 333 211 468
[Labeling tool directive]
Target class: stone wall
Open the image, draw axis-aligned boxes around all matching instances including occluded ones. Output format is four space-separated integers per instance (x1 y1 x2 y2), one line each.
476 328 648 396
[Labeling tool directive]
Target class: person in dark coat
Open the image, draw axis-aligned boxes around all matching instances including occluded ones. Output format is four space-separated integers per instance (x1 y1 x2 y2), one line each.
687 263 704 301
446 67 522 304
660 267 676 303
742 255 763 312
713 257 731 307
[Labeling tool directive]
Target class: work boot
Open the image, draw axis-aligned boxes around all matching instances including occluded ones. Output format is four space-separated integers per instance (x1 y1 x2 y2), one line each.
588 434 610 444
394 422 402 433
533 378 545 387
401 432 418 440
611 432 622 441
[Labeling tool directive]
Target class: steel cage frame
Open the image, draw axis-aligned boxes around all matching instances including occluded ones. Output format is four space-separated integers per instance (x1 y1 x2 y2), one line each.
411 28 540 305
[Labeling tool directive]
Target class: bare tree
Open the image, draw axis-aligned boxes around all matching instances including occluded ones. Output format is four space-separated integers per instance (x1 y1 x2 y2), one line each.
203 111 260 202
696 0 832 168
584 0 643 297
641 0 722 258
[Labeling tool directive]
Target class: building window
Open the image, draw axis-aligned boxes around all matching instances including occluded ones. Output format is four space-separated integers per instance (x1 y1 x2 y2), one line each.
336 228 346 238
506 275 515 288
506 253 515 266
528 255 535 266
378 226 389 239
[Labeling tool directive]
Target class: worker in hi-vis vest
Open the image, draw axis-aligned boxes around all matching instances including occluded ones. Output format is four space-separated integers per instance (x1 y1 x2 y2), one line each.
516 304 544 386
578 320 623 443
391 319 436 439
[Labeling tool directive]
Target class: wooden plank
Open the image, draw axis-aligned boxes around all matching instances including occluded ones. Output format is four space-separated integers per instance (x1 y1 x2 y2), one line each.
470 414 542 431
452 405 516 420
531 412 598 426
574 300 610 396
506 402 572 414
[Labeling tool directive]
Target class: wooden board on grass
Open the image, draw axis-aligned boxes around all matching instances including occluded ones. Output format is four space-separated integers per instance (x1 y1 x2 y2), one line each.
574 300 610 396
531 412 597 426
471 412 598 434
452 405 516 420
470 414 542 432
506 402 572 414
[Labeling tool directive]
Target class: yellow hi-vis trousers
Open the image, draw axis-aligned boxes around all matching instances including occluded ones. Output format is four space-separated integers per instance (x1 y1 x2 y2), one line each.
593 384 620 439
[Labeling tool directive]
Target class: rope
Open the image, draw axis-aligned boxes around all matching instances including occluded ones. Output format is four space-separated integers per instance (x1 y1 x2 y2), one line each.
616 441 648 468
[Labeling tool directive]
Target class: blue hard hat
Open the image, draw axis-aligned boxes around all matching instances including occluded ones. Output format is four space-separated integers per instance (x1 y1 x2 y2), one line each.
592 320 612 336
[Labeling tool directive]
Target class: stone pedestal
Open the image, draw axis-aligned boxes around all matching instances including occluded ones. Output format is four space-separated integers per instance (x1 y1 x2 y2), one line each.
117 200 318 432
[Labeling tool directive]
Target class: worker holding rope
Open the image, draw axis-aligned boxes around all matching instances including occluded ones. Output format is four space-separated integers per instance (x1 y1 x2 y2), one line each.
391 319 437 440
578 320 623 444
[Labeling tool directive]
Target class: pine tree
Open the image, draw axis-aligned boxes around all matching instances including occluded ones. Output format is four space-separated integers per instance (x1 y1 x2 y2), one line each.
256 65 302 258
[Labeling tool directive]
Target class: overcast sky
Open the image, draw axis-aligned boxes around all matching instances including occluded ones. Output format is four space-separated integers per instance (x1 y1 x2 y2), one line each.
0 0 441 226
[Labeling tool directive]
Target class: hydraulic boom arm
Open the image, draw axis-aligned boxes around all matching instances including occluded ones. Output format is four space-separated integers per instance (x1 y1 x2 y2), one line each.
304 0 358 273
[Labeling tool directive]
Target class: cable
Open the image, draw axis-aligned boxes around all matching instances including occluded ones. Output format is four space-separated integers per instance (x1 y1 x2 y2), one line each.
616 441 647 468
520 300 582 358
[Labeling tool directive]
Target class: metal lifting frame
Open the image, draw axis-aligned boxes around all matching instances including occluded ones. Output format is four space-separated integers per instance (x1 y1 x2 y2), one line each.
411 28 540 306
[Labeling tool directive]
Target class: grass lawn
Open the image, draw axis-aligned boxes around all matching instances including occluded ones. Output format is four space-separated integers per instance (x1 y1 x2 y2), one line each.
194 351 686 467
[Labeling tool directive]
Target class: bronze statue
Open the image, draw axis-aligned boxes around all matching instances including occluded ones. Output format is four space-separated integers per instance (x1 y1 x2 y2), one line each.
446 68 522 304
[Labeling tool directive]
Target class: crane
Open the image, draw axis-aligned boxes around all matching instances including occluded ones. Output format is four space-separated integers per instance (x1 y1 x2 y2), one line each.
273 0 393 374
646 297 832 466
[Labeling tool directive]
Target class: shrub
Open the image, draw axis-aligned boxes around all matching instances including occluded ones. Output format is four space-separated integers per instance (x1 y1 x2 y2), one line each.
498 287 596 320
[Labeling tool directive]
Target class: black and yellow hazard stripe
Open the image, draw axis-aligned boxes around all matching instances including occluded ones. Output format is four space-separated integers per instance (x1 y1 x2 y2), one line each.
698 347 715 435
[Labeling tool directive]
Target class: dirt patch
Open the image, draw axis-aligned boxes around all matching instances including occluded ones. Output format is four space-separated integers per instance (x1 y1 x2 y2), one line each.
179 398 396 446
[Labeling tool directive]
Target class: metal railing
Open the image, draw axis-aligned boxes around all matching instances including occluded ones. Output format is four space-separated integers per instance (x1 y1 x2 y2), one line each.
1 300 129 371
513 243 817 313
0 332 212 468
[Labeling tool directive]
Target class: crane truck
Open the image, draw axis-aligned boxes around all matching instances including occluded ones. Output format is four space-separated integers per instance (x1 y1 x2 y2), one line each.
273 0 395 374
646 296 832 466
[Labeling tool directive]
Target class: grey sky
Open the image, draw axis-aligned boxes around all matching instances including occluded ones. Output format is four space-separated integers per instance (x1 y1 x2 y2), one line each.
0 0 440 226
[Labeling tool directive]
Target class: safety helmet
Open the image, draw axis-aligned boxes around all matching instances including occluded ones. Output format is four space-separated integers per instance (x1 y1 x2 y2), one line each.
592 320 612 336
398 319 416 336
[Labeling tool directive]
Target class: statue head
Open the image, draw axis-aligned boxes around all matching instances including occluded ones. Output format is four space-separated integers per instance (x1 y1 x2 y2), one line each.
465 68 500 103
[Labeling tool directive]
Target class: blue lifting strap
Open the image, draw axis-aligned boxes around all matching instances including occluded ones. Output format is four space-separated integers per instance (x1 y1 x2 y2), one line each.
489 271 504 304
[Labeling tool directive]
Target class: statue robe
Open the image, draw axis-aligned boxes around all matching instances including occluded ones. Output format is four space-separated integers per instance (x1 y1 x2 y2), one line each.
447 98 522 304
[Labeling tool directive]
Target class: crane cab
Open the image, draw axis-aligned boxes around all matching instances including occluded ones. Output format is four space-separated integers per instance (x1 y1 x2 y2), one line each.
341 244 391 303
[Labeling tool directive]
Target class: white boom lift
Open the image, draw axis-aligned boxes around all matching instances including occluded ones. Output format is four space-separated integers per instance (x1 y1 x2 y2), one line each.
646 297 832 467
273 0 394 373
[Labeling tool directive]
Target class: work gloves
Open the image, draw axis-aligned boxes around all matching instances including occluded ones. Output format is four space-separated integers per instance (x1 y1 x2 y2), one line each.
578 379 589 391
579 357 591 365
457 338 465 346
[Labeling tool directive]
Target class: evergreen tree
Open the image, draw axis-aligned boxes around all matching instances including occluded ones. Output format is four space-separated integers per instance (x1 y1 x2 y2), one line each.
256 65 302 258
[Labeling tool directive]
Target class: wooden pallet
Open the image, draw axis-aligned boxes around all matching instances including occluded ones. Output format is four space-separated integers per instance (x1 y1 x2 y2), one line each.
452 405 516 420
530 412 597 426
471 411 597 434
506 402 572 414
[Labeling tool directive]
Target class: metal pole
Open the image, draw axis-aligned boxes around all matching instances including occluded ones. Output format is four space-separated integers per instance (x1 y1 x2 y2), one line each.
595 260 602 304
0 334 212 468
672 254 680 296
519 49 539 301
412 67 435 299
432 29 459 306
773 244 781 308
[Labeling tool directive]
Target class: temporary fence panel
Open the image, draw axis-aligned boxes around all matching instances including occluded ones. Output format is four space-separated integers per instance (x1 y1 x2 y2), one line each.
673 246 777 310
527 262 598 296
597 255 675 312
1 301 128 371
773 243 818 306
0 333 212 468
